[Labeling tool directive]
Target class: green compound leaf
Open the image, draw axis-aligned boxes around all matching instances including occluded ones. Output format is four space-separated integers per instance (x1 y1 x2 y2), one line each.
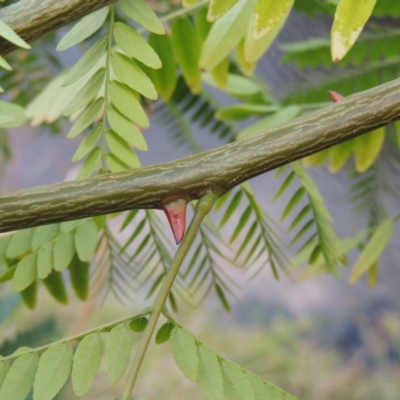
200 0 255 70
106 324 132 384
0 353 39 400
106 130 141 168
197 345 224 400
6 228 33 258
67 97 104 139
207 0 239 21
170 327 198 382
109 80 149 128
11 253 37 292
33 343 73 400
252 0 294 40
0 19 30 49
349 218 394 284
63 36 108 86
72 333 103 397
155 322 175 344
57 7 109 51
119 0 165 35
107 106 147 151
143 33 177 102
42 270 68 304
114 22 161 69
53 231 75 272
68 255 89 300
331 0 376 62
171 18 201 94
111 51 157 100
75 219 98 261
129 317 149 332
37 242 53 279
72 125 102 162
77 146 102 178
222 360 255 400
64 68 105 116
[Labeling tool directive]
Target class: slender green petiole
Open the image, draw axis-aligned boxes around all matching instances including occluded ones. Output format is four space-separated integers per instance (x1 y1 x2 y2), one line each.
121 190 220 400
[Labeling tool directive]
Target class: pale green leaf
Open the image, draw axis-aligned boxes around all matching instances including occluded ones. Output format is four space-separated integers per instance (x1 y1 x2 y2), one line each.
0 353 38 400
0 55 11 70
219 190 243 229
222 360 255 400
246 372 286 400
57 7 109 51
107 107 147 151
252 0 293 40
63 36 108 86
106 130 141 168
31 224 59 251
197 345 224 400
216 104 277 121
33 343 73 400
75 219 98 261
170 328 198 382
77 145 101 176
0 265 16 283
37 242 54 279
207 0 239 21
71 125 102 162
106 324 132 384
64 68 105 116
6 228 33 258
0 19 30 49
67 97 104 139
200 0 255 70
72 333 103 397
245 6 289 62
155 322 175 344
105 153 130 173
111 51 157 100
119 0 165 35
11 253 37 292
182 0 198 7
0 362 9 388
331 0 376 61
349 218 394 284
143 33 176 101
171 18 201 93
113 22 161 69
0 100 27 128
237 106 301 139
328 140 353 173
109 80 149 128
203 73 261 97
353 127 385 173
60 220 82 232
53 231 75 271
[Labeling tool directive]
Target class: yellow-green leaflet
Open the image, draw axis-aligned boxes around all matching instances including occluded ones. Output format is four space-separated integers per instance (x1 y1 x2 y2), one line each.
331 0 376 61
252 0 293 40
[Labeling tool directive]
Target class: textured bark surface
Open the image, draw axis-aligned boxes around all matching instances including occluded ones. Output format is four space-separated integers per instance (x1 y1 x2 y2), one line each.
0 0 117 55
0 77 399 233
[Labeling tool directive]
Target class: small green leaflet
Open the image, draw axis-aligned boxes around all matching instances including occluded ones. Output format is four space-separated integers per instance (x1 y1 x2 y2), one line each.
349 218 394 284
0 19 30 49
353 127 385 173
57 7 109 51
106 324 132 384
0 55 11 71
6 228 33 258
113 22 161 69
155 322 175 344
68 255 89 300
200 0 255 70
72 333 103 397
0 101 27 128
31 224 59 251
331 0 376 61
106 130 141 168
33 343 73 400
119 0 165 35
43 271 68 304
0 353 39 400
252 0 294 40
75 219 98 261
170 327 198 381
207 0 239 21
11 254 37 292
72 125 102 162
129 316 149 332
0 362 9 389
77 146 102 178
53 231 75 271
222 360 255 400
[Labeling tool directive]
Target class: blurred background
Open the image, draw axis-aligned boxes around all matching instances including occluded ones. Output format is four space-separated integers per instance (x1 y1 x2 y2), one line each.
0 1 400 399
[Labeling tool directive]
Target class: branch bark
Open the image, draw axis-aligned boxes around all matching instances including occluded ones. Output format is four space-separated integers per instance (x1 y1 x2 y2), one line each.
0 0 117 55
0 77 400 233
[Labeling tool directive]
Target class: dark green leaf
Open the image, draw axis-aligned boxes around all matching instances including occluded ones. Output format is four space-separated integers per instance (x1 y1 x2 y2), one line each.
42 270 68 304
68 255 89 300
129 317 148 333
155 322 175 344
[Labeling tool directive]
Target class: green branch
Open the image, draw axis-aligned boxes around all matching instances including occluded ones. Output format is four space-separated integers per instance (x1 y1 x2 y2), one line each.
122 190 219 399
0 0 118 55
0 77 400 233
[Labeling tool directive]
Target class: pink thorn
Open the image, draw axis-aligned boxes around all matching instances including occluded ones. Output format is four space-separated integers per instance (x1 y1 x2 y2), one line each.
328 91 345 103
162 198 187 244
